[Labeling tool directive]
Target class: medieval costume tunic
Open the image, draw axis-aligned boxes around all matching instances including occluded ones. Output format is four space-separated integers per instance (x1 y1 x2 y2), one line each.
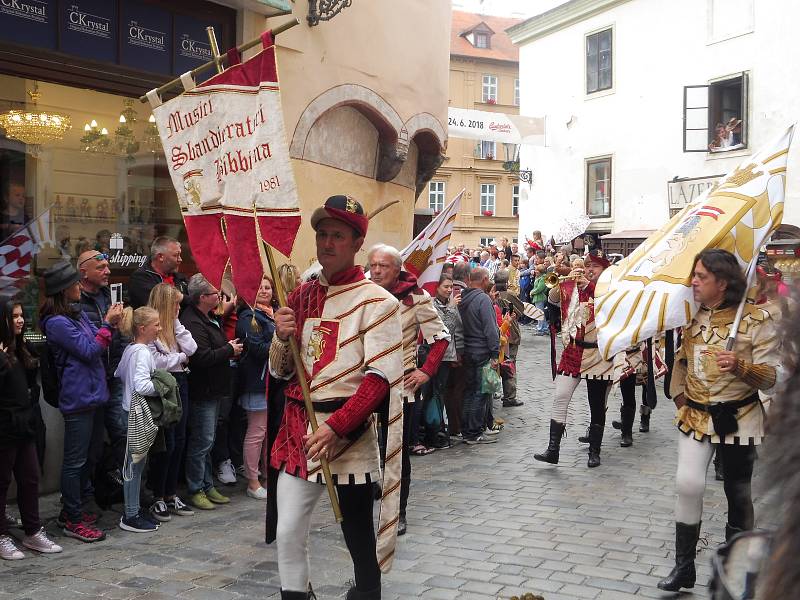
657 300 780 594
550 279 614 380
388 271 449 524
669 303 778 445
268 265 404 575
535 256 613 468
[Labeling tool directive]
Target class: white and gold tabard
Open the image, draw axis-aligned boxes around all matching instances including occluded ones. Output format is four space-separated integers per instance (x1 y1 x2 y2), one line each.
400 289 450 400
669 304 779 445
269 272 404 572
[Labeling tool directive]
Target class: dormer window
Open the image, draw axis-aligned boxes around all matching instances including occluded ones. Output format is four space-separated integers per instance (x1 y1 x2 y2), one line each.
463 22 495 49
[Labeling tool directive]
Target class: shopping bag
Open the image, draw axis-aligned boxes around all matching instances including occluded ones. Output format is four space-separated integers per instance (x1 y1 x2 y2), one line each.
480 362 502 396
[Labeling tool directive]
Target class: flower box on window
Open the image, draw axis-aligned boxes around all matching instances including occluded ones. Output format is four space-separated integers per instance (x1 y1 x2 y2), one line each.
485 154 494 160
486 98 496 105
482 210 494 216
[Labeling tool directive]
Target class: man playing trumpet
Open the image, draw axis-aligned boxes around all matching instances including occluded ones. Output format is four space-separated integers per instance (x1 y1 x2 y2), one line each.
534 250 613 468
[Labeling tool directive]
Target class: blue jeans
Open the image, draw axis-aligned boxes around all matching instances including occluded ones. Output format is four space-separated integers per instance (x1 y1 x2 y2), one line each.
105 378 127 469
186 398 220 495
61 409 101 520
149 372 190 499
535 300 548 333
421 363 450 446
461 355 490 440
120 410 146 519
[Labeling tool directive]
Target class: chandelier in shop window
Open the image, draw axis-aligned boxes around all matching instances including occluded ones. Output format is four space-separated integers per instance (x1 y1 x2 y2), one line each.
0 87 72 146
81 100 160 158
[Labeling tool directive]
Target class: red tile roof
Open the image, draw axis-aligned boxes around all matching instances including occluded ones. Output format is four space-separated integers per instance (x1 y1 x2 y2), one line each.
451 10 522 63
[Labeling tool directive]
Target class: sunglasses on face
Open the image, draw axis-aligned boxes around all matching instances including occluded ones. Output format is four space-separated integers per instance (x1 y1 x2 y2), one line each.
78 253 110 267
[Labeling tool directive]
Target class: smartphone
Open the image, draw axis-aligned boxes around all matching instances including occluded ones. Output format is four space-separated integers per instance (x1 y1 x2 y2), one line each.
110 283 123 305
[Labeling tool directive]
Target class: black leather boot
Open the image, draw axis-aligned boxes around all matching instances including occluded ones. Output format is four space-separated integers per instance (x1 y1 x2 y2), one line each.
587 424 603 468
725 522 745 542
281 589 309 599
534 420 565 464
577 426 590 443
639 405 651 432
345 584 381 599
714 449 724 481
657 522 701 591
619 406 635 447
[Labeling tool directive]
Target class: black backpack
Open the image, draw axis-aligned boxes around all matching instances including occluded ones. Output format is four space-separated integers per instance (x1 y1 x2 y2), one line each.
37 342 62 408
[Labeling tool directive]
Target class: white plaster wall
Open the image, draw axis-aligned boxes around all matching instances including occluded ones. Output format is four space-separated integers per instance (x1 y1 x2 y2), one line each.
517 0 800 242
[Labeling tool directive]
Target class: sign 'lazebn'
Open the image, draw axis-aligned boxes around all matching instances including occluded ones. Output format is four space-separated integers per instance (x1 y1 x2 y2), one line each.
147 31 300 306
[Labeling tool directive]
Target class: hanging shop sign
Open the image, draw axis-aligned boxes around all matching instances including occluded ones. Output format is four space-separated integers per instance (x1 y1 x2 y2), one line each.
121 1 171 75
0 0 231 79
667 174 724 216
0 0 57 48
447 107 546 145
60 0 116 60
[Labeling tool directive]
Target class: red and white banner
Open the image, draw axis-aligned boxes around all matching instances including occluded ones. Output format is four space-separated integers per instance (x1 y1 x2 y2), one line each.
0 208 54 295
401 190 463 295
149 31 300 305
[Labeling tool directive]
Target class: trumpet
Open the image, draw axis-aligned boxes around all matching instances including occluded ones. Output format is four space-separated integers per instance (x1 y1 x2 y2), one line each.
544 270 584 288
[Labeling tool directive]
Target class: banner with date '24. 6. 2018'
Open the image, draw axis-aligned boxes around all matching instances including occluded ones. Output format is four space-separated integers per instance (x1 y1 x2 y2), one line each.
447 107 546 146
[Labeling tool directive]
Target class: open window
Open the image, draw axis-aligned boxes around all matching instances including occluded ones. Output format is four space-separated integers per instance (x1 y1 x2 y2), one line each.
683 72 748 152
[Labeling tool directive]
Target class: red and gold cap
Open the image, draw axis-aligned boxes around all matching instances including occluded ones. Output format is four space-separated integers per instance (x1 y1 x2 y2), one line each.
310 195 368 238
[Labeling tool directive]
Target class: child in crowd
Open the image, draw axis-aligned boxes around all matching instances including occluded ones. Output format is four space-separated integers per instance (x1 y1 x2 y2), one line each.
0 301 62 559
115 307 162 533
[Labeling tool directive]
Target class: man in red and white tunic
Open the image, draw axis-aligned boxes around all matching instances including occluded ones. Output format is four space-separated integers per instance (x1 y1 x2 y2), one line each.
267 195 404 600
368 244 449 538
534 251 613 468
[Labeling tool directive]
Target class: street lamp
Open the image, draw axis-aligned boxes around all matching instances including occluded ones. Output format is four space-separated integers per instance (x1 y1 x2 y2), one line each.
502 142 533 184
307 0 353 26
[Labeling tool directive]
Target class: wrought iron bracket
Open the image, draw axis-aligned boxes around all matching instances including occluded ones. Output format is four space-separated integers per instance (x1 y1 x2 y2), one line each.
308 0 353 26
502 160 533 185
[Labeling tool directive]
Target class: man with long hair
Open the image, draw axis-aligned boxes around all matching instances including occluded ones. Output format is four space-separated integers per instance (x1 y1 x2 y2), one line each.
658 249 780 592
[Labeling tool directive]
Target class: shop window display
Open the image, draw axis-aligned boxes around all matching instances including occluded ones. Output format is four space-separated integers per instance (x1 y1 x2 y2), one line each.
0 75 191 328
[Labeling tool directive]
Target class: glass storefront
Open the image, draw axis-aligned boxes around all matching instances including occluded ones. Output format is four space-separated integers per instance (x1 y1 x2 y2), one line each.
0 74 195 328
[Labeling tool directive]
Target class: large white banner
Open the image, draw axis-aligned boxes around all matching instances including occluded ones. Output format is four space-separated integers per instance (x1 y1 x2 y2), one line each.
447 107 545 145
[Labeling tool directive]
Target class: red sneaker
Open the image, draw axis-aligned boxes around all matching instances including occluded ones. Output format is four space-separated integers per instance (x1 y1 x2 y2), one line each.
63 519 106 543
57 510 99 528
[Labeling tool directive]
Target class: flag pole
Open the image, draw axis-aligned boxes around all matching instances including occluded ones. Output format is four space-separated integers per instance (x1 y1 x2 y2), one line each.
138 18 300 103
725 254 760 351
253 206 343 523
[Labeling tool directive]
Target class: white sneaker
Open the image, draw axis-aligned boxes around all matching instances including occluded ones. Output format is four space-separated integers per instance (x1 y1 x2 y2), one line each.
216 459 237 485
246 487 268 500
0 535 24 560
21 527 63 553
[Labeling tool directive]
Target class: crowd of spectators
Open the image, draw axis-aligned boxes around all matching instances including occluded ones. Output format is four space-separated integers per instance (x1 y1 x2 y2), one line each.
1 229 598 558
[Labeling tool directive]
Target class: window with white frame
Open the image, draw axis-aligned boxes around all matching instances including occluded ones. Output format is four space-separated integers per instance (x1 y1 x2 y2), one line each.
586 157 612 218
482 74 497 102
428 181 445 212
514 79 520 106
512 184 520 216
586 28 612 94
683 72 748 152
478 140 496 160
480 183 496 214
480 236 495 247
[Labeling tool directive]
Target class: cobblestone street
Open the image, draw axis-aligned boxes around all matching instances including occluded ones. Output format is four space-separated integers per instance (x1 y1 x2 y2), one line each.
1 331 754 600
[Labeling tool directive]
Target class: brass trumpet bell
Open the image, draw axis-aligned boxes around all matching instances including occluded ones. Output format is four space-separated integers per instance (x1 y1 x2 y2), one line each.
544 272 561 288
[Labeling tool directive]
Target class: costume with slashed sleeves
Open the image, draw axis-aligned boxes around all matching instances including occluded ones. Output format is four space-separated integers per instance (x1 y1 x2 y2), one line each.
669 303 778 445
267 265 404 575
